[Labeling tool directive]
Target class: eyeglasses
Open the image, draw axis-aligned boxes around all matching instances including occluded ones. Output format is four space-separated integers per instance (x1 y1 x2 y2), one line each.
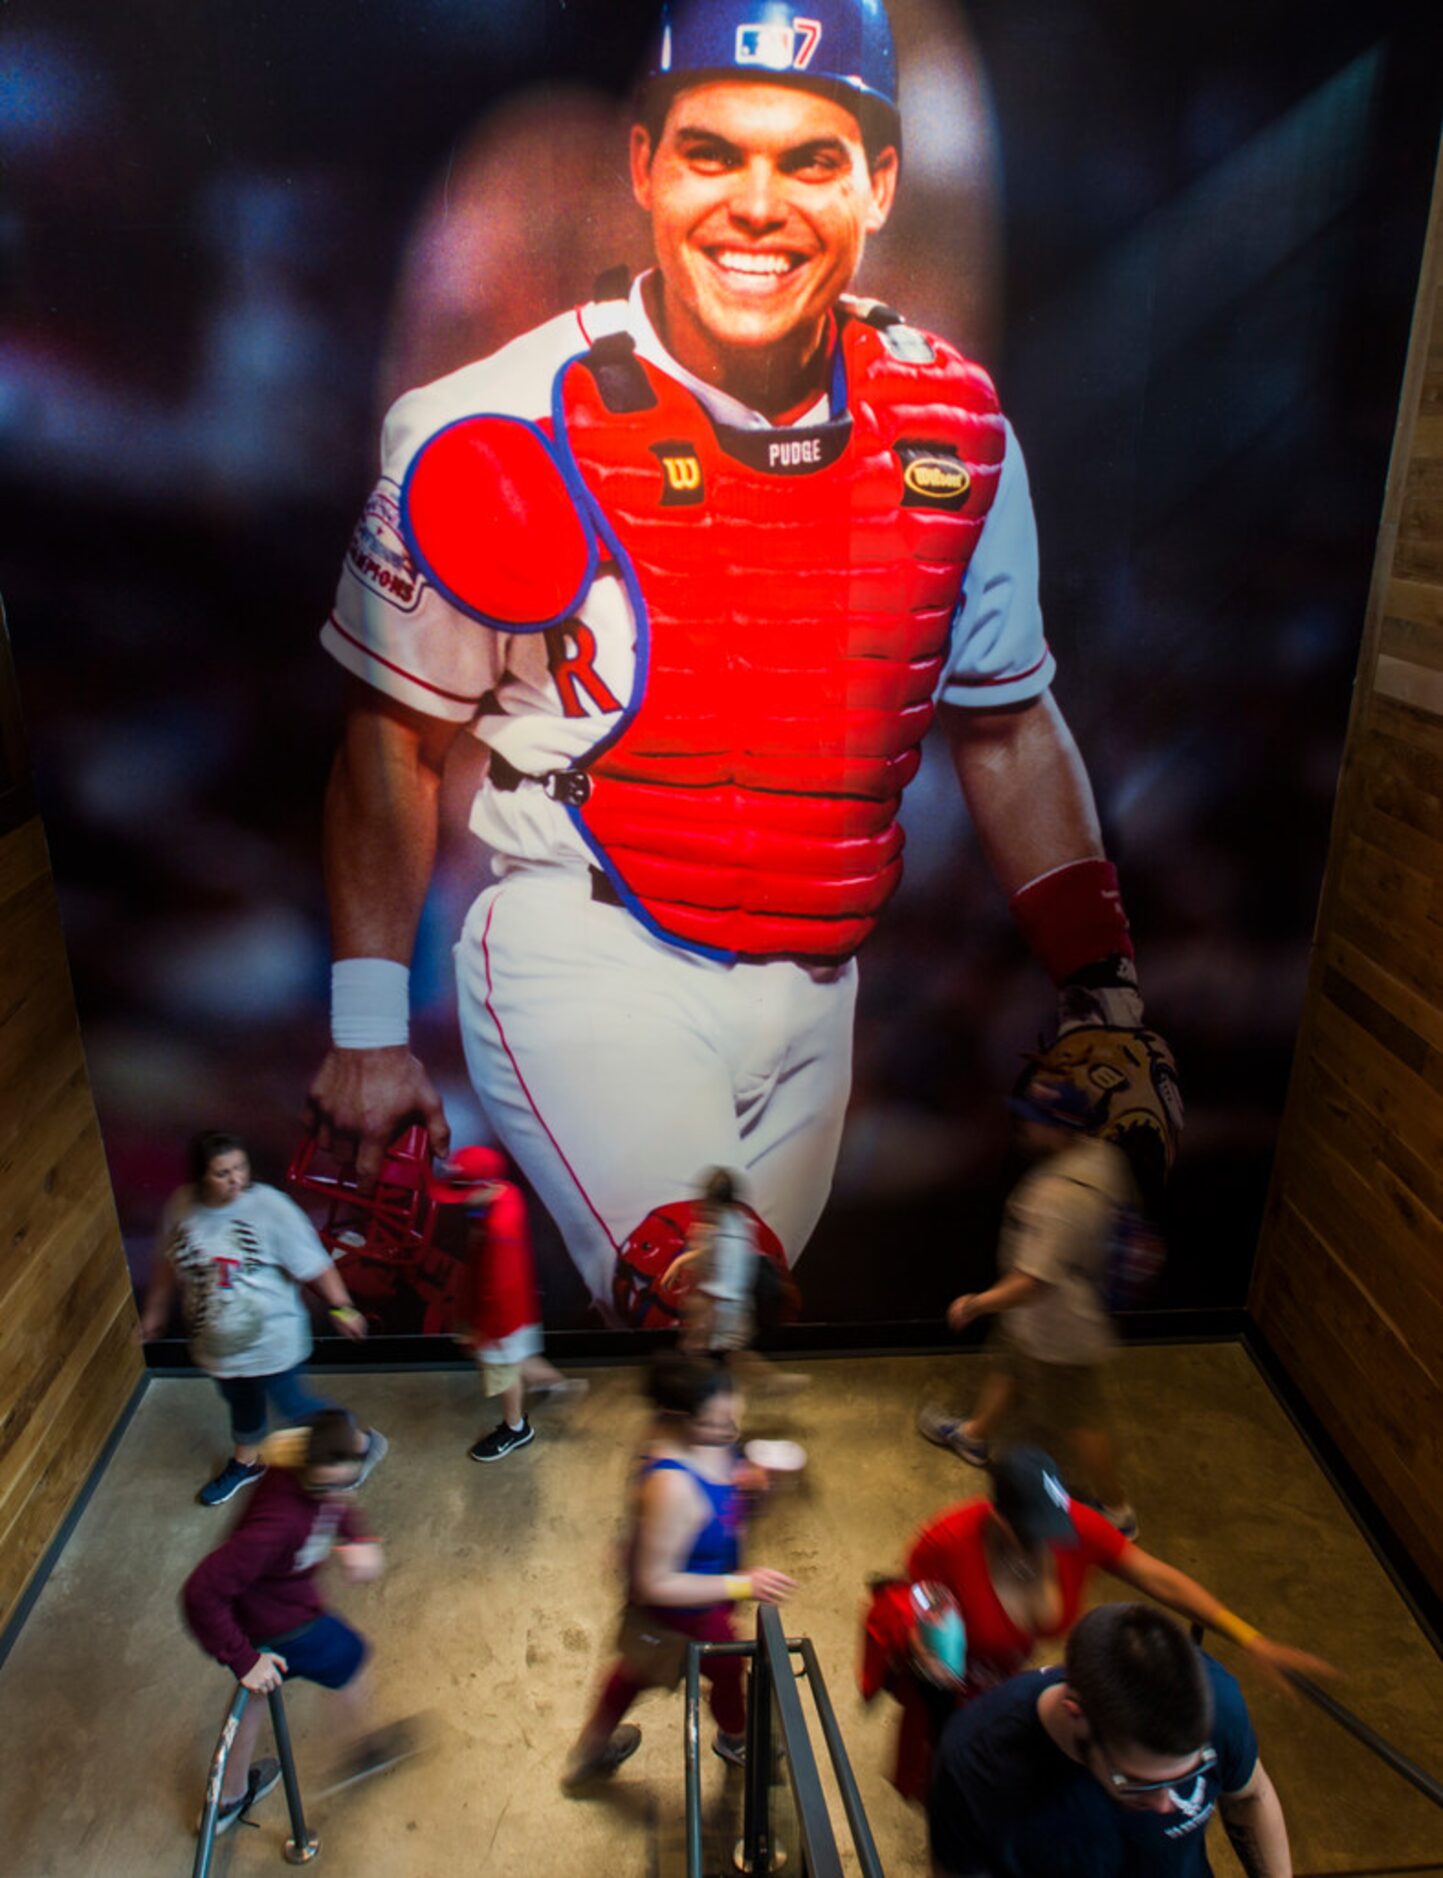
1096 1741 1217 1798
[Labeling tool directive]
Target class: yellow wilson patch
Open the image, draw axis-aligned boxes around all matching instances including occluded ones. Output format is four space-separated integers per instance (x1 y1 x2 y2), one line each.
903 457 971 502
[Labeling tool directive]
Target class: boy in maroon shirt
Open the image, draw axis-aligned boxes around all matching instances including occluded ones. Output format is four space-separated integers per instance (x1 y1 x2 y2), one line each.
182 1410 385 1832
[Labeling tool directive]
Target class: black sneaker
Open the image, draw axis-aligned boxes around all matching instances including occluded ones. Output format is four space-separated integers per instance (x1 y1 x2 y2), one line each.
211 1757 280 1835
561 1723 642 1792
198 1458 266 1507
469 1418 535 1463
713 1730 747 1767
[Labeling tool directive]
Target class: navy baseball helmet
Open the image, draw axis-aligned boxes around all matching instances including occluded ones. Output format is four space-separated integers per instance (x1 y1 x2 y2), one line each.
643 0 900 147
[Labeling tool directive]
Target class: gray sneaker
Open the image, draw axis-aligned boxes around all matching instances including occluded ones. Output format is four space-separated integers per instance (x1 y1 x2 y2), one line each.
917 1408 990 1467
561 1724 642 1792
354 1427 388 1486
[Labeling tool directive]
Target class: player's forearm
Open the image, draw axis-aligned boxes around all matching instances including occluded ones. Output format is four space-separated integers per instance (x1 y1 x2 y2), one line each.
1220 1772 1292 1877
944 693 1103 896
323 690 446 964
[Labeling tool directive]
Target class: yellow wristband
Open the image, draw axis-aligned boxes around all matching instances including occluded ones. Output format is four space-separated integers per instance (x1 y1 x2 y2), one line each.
330 1305 361 1323
723 1574 751 1602
1213 1608 1260 1648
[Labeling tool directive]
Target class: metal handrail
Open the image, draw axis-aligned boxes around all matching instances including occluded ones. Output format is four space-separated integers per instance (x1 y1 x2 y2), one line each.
1285 1670 1443 1811
192 1683 318 1875
684 1612 885 1877
757 1603 845 1878
1186 1624 1443 1815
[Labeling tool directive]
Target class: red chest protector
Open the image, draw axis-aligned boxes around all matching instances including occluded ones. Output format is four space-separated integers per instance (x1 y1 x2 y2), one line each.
553 310 1004 961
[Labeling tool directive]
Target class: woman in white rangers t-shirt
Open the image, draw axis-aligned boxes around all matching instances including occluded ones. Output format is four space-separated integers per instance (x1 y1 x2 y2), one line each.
137 1133 381 1507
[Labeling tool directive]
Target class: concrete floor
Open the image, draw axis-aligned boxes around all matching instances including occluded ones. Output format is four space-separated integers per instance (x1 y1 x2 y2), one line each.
0 1347 1440 1877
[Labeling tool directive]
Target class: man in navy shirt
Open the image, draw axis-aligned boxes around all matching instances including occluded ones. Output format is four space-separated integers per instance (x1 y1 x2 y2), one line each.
928 1603 1292 1876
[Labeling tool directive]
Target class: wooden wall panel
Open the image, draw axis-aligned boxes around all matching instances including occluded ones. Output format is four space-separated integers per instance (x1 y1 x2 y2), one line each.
0 814 142 1637
1252 143 1443 1597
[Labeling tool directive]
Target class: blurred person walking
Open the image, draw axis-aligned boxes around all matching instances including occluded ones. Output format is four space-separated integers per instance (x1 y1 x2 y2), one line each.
430 1143 586 1462
182 1411 412 1834
136 1131 383 1505
562 1354 795 1790
919 1076 1140 1533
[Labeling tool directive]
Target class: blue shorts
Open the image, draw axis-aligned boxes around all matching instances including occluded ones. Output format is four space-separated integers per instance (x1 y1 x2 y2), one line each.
260 1615 367 1690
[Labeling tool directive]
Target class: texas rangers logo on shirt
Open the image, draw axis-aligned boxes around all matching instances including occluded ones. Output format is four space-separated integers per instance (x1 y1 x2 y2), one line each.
736 16 822 71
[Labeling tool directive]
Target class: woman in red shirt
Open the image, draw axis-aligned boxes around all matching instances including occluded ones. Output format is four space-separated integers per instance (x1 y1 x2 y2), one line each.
862 1445 1330 1802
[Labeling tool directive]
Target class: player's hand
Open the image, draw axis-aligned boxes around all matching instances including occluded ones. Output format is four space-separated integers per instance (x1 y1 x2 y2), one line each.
306 1045 451 1187
946 1294 981 1333
744 1568 797 1606
335 1541 384 1585
1030 958 1183 1202
242 1652 288 1693
329 1304 369 1341
132 1311 165 1345
1243 1635 1338 1696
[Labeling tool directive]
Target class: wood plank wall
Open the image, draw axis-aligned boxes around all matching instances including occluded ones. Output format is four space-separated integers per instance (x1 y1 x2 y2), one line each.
0 809 143 1638
1251 139 1443 1597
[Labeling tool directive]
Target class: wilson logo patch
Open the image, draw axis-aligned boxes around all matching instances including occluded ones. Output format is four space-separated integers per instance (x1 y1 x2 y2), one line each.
897 445 971 511
651 442 705 506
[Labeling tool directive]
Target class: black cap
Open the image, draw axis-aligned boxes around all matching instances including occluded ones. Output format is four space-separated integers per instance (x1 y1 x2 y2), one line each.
990 1446 1079 1548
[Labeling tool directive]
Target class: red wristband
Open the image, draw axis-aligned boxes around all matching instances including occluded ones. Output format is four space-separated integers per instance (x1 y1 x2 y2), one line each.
1009 858 1134 986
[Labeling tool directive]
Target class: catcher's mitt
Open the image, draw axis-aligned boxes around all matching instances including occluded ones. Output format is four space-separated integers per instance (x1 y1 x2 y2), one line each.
1024 1024 1181 1201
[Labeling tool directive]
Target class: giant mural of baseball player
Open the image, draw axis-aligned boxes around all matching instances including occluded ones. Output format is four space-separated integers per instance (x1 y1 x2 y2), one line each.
306 0 1180 1326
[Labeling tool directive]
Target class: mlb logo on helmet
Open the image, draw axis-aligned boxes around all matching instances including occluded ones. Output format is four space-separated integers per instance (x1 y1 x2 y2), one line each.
735 15 822 72
650 0 899 128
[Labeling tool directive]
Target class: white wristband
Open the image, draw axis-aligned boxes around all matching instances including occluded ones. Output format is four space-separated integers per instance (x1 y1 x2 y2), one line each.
330 959 410 1049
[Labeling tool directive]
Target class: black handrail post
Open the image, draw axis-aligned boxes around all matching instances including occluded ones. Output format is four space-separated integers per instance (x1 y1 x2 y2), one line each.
741 1609 773 1874
192 1684 250 1878
269 1685 320 1864
759 1605 846 1877
685 1642 704 1878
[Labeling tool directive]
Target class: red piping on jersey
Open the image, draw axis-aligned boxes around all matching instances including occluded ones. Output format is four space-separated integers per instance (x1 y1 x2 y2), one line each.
325 612 481 707
947 645 1053 690
480 889 620 1257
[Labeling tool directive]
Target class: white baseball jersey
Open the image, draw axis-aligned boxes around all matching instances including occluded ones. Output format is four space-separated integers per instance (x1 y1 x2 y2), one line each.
322 275 1053 878
322 281 1054 1309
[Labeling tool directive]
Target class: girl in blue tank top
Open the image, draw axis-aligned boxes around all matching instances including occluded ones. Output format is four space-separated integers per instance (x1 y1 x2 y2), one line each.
563 1353 796 1790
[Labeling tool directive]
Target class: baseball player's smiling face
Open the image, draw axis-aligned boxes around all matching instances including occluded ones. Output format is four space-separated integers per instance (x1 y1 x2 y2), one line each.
631 81 898 413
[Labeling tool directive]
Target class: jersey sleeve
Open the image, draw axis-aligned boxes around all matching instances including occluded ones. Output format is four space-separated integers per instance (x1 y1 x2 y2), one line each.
321 391 505 721
938 420 1055 710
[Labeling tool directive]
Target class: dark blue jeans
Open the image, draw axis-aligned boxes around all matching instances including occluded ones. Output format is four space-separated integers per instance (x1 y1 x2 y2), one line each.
214 1366 335 1444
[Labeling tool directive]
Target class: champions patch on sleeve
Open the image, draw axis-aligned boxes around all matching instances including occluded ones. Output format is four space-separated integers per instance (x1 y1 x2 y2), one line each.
346 485 427 614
